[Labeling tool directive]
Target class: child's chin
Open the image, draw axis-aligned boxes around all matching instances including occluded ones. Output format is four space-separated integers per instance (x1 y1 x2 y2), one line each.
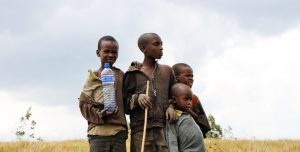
105 61 115 65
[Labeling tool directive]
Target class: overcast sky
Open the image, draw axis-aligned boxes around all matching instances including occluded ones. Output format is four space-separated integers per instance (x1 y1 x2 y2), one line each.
1 0 300 141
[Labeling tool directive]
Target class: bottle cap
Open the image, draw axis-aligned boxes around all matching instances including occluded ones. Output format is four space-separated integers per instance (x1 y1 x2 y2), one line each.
104 63 110 68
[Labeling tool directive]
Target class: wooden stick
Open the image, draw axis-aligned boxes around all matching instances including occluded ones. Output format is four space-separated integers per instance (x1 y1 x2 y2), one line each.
141 80 150 152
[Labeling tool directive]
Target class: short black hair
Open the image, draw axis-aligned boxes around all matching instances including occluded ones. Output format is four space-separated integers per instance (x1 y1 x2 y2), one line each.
172 63 191 77
98 35 118 50
171 83 192 97
137 33 159 50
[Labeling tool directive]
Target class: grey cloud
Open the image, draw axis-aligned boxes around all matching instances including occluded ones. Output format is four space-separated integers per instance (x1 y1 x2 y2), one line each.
171 0 300 34
0 1 63 34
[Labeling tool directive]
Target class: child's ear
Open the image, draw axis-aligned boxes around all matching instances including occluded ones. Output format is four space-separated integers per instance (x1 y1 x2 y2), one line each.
96 50 101 57
172 96 177 103
141 45 147 52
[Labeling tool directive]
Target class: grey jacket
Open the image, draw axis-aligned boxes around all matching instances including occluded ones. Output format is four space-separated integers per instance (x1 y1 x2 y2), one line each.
166 113 206 152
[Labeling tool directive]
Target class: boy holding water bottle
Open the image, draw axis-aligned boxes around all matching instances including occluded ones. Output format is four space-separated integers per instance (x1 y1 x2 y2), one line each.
79 35 128 152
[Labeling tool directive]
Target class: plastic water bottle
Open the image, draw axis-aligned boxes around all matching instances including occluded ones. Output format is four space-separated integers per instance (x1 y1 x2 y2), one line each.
101 63 116 112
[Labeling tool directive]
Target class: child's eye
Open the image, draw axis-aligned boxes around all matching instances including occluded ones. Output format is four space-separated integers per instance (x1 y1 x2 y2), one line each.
103 50 117 54
153 41 162 46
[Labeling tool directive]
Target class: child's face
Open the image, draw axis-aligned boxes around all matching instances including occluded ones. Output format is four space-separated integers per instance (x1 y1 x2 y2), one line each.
143 35 163 60
97 40 119 66
174 89 192 112
176 67 194 88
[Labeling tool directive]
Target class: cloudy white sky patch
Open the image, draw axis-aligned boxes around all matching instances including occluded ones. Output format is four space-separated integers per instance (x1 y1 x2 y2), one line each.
0 89 85 141
198 24 300 139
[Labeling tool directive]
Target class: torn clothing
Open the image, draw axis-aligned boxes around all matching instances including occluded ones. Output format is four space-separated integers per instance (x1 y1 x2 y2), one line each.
79 68 127 136
123 62 176 134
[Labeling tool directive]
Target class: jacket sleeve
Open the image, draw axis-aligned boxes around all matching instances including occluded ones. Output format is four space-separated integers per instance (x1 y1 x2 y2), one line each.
123 72 141 114
79 92 106 124
190 96 211 137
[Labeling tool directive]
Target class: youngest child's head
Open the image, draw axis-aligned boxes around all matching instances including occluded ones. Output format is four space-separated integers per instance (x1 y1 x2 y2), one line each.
171 83 193 112
172 63 194 88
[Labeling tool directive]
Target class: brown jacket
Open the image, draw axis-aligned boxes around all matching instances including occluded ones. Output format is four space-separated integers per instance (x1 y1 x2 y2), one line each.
79 67 127 132
123 62 176 134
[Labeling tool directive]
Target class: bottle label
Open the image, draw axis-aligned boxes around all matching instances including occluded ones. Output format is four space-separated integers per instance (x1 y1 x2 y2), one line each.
101 75 115 83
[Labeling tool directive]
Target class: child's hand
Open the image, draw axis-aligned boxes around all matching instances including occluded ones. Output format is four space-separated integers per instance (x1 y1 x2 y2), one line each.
166 105 178 123
100 106 119 119
138 94 152 109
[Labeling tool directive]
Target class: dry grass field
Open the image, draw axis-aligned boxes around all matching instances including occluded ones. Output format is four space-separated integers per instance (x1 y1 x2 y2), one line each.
1 139 300 152
0 140 88 152
205 139 300 152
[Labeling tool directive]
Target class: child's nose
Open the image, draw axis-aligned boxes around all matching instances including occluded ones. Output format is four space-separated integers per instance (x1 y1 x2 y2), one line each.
108 52 115 56
159 45 163 50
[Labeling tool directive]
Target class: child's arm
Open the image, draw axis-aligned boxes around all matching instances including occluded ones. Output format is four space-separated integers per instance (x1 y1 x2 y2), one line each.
190 96 211 137
166 66 178 123
123 72 145 113
79 93 114 124
166 104 178 123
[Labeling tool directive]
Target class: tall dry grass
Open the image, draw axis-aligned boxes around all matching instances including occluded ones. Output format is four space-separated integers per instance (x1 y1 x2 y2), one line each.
0 140 89 152
205 139 300 152
1 139 300 152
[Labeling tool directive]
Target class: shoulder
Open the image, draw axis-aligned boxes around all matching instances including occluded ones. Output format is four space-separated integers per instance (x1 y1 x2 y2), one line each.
192 94 201 105
178 114 194 126
87 69 100 80
157 63 173 73
124 61 141 74
111 67 123 77
192 94 199 101
124 61 144 77
81 69 101 90
193 94 203 101
158 63 172 69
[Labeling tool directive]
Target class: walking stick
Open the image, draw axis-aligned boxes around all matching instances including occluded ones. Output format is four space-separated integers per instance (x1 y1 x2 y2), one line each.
141 80 150 152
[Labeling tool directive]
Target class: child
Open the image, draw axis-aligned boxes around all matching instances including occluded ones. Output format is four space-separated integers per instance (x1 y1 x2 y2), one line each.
79 36 128 152
166 83 206 152
123 33 177 152
172 63 211 137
